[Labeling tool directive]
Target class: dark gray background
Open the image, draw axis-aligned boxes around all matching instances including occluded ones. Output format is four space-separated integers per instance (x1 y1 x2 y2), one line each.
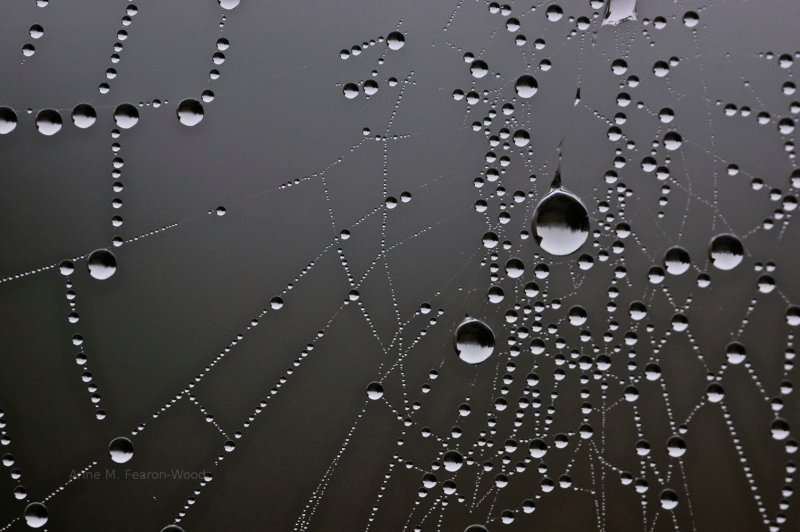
0 0 799 530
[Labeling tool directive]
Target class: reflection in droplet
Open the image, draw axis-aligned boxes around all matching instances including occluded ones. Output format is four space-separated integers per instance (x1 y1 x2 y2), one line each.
113 103 139 129
35 109 62 136
602 0 637 26
531 179 590 256
515 75 538 98
454 318 495 364
87 249 117 280
24 502 48 528
71 104 97 129
177 99 204 126
0 106 18 134
109 437 134 464
663 247 690 275
709 234 744 270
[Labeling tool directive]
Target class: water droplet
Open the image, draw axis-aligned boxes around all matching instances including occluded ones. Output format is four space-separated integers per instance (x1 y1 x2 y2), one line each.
366 382 384 400
470 60 489 78
602 0 637 26
0 106 17 134
660 489 679 510
726 342 746 365
87 249 117 280
663 247 690 275
114 103 139 129
709 234 744 270
71 104 97 129
442 450 463 472
23 502 48 528
568 306 587 326
177 99 204 126
35 109 62 136
109 437 134 463
343 83 359 99
454 318 495 364
386 31 405 50
666 436 686 457
771 418 790 440
531 175 590 256
515 75 538 98
218 0 240 9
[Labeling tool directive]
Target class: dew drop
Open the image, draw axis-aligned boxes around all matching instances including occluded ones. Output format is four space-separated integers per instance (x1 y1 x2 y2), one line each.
71 104 97 129
660 489 679 510
386 31 405 50
109 437 134 464
709 234 744 270
602 0 637 26
663 247 690 275
87 249 117 280
454 318 495 364
442 450 464 472
531 176 590 256
23 502 48 529
113 103 139 129
343 83 359 99
35 109 62 136
0 107 18 135
366 382 384 400
470 60 489 79
515 75 538 98
177 99 204 126
218 0 240 9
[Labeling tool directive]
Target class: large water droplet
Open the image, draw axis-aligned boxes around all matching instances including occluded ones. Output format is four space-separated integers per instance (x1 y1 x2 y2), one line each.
663 247 690 275
454 318 495 364
515 75 538 98
0 106 18 134
109 437 134 463
24 502 48 528
442 450 463 472
35 109 62 136
470 60 489 78
386 31 405 50
71 104 97 129
602 0 637 26
113 103 139 129
531 181 590 256
177 99 204 126
87 249 117 280
366 382 384 400
219 0 240 9
709 234 744 270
